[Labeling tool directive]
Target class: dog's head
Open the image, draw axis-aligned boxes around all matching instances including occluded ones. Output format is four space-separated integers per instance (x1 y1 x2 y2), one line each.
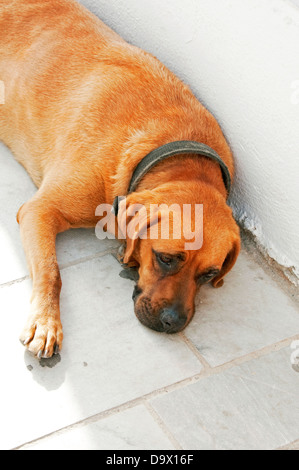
117 182 240 333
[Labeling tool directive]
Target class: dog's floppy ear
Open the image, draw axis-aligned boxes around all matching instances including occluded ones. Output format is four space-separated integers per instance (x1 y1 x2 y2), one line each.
212 235 241 288
117 193 159 266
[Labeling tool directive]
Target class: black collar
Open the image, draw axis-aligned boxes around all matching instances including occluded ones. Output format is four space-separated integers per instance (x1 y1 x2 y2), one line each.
112 140 231 215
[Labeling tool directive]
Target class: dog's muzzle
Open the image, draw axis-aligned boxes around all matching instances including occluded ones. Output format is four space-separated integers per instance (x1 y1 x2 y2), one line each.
159 307 187 333
133 286 188 333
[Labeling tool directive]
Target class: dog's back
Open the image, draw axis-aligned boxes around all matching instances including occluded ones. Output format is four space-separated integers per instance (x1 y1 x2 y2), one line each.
0 0 233 191
0 0 125 183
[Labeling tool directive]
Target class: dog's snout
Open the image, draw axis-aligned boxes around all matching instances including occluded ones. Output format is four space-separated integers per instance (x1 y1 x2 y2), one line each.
132 284 143 302
160 307 187 333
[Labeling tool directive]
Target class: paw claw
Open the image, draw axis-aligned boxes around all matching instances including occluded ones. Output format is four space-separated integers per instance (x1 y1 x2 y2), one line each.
20 315 63 359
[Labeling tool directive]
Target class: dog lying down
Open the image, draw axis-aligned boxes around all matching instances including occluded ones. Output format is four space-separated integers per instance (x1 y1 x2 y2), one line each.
0 0 240 358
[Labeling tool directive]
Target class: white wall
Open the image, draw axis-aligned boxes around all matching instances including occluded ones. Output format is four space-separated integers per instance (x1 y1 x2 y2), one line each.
79 0 299 284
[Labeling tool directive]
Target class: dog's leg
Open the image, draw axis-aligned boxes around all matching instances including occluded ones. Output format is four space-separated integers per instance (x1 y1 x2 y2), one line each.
18 195 70 358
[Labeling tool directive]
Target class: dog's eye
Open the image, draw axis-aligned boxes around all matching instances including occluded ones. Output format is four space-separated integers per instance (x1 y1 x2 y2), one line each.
153 250 186 273
157 253 173 266
197 268 219 284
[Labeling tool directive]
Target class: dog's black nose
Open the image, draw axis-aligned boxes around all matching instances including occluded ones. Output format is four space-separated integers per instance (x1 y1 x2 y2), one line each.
160 308 187 333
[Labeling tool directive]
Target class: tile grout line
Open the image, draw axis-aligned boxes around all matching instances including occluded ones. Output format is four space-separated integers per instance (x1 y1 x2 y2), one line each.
180 332 299 376
0 248 118 289
0 275 29 289
14 333 299 450
14 396 146 450
58 248 118 271
139 335 299 403
276 438 299 450
179 332 212 371
193 334 299 378
143 400 183 450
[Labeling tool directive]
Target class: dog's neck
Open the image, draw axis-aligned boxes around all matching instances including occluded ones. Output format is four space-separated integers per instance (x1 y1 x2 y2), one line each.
111 119 234 205
132 154 228 200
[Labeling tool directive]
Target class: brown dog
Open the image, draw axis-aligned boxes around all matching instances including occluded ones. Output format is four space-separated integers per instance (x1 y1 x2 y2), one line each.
0 0 240 358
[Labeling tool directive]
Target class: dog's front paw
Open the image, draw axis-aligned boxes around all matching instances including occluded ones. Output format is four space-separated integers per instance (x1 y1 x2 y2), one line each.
20 313 63 359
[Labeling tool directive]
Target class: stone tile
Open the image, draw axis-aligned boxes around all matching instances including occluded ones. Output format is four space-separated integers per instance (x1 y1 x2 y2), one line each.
19 405 175 450
56 229 118 267
0 254 201 449
184 251 299 366
151 347 299 450
0 143 118 285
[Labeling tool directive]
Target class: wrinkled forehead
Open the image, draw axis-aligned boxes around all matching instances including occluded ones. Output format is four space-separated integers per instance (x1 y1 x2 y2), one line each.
145 204 204 249
148 236 189 254
141 218 232 265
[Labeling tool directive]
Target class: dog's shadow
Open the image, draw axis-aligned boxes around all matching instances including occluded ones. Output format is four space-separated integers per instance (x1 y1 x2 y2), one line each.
23 350 66 391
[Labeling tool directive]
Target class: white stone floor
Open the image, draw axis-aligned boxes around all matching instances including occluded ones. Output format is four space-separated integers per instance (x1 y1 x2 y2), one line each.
0 142 298 450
